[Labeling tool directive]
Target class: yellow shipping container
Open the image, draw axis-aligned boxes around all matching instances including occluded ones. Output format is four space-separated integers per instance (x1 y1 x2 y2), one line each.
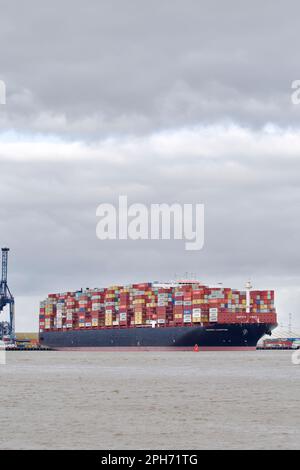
16 332 39 341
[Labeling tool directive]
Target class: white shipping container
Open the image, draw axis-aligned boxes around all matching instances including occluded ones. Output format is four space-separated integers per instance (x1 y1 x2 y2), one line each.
158 319 166 324
92 304 101 311
209 311 218 322
183 315 191 323
193 308 201 314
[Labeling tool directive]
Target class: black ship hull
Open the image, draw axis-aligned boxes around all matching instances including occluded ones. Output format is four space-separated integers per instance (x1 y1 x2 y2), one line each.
39 323 276 350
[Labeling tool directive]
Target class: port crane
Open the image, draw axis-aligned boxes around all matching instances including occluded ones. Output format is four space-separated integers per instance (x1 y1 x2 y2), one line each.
0 248 15 341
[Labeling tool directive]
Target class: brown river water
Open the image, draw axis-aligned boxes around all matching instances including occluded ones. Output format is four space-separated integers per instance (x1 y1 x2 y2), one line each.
0 350 299 449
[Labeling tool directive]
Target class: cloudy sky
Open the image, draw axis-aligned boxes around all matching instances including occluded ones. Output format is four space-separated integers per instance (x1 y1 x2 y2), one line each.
0 0 300 331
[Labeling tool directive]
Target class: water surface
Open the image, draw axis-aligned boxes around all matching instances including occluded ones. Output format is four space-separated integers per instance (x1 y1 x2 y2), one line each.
0 350 299 449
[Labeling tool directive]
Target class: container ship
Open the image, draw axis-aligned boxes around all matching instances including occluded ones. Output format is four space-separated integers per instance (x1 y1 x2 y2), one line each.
39 281 277 350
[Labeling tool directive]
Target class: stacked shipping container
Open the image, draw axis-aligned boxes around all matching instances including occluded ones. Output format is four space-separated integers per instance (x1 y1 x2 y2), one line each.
39 282 276 332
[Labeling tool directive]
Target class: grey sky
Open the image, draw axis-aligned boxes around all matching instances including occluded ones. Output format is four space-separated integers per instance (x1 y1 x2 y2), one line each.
0 0 300 330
